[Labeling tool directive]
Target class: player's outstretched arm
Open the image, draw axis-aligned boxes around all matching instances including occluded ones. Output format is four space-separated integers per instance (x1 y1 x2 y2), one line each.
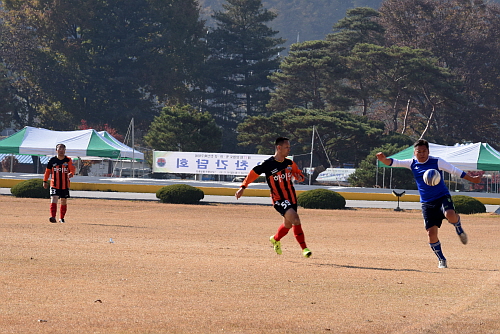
376 152 392 166
464 174 481 184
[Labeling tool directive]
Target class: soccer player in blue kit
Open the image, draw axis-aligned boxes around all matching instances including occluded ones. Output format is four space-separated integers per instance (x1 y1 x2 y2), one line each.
377 139 481 268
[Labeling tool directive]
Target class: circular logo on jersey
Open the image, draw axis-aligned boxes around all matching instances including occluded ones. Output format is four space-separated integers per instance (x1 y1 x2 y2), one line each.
156 158 166 167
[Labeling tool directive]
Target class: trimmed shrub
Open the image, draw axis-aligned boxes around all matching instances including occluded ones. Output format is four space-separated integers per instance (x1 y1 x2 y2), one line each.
297 188 346 210
156 184 204 204
452 195 486 214
10 178 50 198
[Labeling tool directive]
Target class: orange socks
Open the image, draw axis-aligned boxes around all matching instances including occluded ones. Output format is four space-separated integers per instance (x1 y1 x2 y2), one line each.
293 224 307 250
50 203 57 218
275 224 308 250
274 223 290 241
50 203 67 219
60 205 67 219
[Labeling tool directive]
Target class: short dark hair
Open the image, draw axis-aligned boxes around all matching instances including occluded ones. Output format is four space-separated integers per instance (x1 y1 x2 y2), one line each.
56 143 66 150
275 137 289 146
414 139 429 149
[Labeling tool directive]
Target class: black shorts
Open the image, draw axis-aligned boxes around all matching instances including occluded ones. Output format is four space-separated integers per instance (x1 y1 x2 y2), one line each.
421 195 455 230
273 199 297 216
50 187 70 199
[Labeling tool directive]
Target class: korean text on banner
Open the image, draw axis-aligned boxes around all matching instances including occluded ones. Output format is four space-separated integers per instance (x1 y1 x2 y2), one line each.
153 151 271 176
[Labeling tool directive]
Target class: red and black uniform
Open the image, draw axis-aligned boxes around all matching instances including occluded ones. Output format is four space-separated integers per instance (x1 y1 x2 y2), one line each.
44 155 75 221
241 155 309 252
241 157 304 215
44 156 75 193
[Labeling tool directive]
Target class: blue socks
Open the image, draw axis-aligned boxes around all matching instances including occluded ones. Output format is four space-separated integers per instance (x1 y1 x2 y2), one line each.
430 241 446 261
452 219 464 235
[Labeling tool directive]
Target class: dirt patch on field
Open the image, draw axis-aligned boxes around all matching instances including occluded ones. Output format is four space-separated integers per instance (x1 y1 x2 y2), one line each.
1 196 499 334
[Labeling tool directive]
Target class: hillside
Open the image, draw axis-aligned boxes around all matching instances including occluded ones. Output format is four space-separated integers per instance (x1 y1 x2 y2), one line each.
199 0 384 53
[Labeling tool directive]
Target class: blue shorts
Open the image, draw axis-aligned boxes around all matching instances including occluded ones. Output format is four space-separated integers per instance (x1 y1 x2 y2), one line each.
273 199 297 216
421 195 455 230
50 187 70 199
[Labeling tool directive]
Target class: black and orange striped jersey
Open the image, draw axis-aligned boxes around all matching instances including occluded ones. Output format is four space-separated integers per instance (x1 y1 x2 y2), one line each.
44 156 75 190
241 156 304 204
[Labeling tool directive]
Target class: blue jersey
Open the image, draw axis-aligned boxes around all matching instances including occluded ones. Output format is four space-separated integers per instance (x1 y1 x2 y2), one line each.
390 156 467 203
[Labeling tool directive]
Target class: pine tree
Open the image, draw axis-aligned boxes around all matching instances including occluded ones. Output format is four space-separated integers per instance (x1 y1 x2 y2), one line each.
202 0 284 151
0 0 206 132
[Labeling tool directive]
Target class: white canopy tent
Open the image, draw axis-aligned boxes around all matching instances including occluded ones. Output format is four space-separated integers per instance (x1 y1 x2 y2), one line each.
376 142 500 192
0 127 144 174
377 142 500 171
0 126 143 160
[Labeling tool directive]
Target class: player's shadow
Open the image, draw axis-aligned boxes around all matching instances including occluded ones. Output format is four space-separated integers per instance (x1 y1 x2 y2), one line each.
314 263 500 273
314 263 423 272
84 223 147 229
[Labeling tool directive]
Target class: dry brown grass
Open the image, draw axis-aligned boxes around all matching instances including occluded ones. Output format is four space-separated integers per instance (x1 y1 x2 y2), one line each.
1 196 500 334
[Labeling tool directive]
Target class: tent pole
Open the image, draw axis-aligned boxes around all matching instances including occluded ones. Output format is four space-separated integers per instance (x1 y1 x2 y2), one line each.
492 173 494 193
495 172 500 193
308 126 314 186
382 167 386 188
10 154 13 172
390 168 393 189
131 118 135 178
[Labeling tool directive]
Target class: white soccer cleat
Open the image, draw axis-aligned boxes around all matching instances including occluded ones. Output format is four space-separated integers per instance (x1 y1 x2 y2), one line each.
438 260 447 268
459 232 468 245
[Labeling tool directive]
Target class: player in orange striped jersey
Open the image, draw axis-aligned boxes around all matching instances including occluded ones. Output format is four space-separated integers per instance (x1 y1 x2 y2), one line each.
43 143 75 223
235 137 311 258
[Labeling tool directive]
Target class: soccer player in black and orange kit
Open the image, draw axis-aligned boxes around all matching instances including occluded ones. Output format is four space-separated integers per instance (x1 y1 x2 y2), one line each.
235 137 312 258
43 143 75 223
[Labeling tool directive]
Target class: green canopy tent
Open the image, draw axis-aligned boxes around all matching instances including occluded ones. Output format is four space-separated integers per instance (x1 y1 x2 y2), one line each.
0 127 144 173
97 131 143 160
0 126 145 159
376 142 500 191
377 142 500 171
